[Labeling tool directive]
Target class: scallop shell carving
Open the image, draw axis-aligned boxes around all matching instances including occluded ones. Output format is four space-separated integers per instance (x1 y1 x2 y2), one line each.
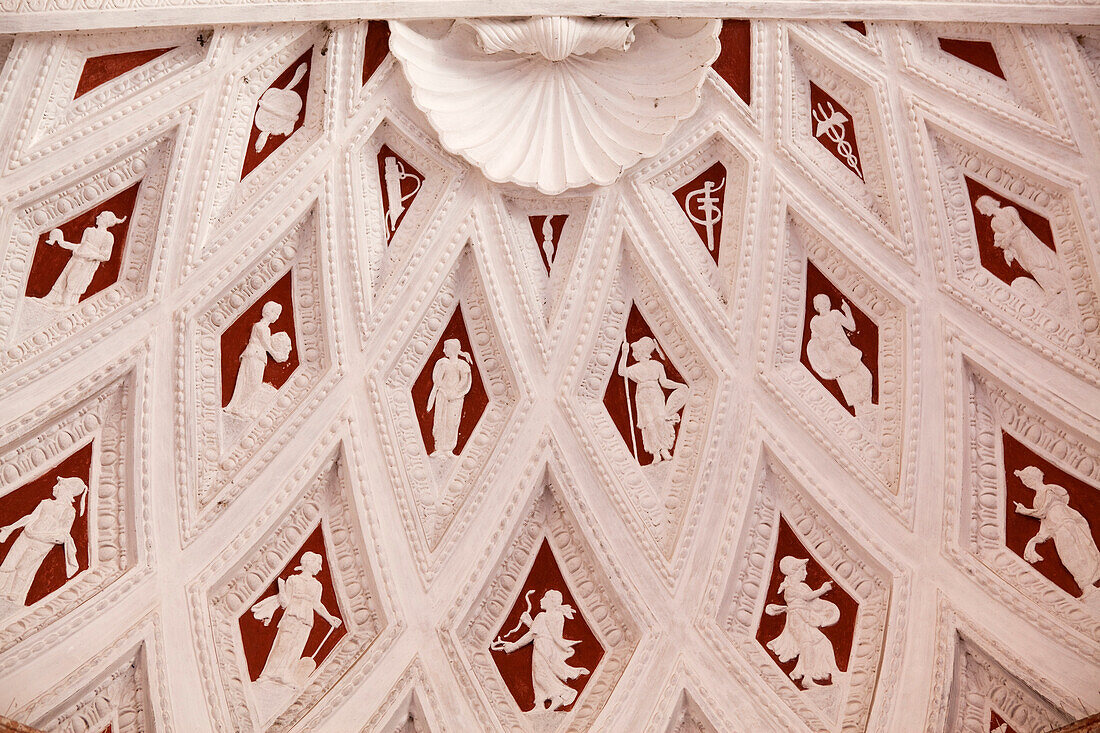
389 18 721 195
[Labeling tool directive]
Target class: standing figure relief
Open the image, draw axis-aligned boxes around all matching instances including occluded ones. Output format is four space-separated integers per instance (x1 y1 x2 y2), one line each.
427 338 473 457
0 476 88 610
765 555 842 689
225 301 293 419
806 294 874 420
249 551 342 688
1013 466 1100 598
38 211 127 308
491 589 591 712
974 195 1074 319
617 336 690 465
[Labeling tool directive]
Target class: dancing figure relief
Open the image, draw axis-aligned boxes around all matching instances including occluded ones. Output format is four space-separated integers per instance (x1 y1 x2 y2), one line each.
617 336 690 465
427 338 473 457
37 211 127 308
1013 466 1100 597
491 589 591 712
974 196 1074 319
765 556 842 689
806 294 875 421
0 476 88 610
224 301 292 419
249 551 342 688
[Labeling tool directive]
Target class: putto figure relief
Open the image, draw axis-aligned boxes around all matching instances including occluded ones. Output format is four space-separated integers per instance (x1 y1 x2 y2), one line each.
225 301 293 419
0 477 87 611
617 336 690 465
1013 466 1100 598
806 294 874 420
249 551 342 688
974 196 1073 319
491 589 591 712
426 338 473 457
37 211 127 308
765 556 842 689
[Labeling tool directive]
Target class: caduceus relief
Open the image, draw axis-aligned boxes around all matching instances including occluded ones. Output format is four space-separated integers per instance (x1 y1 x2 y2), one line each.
491 589 591 712
684 176 724 252
812 101 861 178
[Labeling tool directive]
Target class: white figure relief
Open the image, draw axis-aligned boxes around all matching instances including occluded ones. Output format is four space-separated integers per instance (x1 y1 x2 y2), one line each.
974 196 1074 319
249 551 342 688
812 100 861 177
491 589 591 712
805 293 875 421
684 175 725 252
617 336 690 465
426 338 473 457
383 156 422 233
540 215 559 266
254 63 308 151
1013 465 1100 597
38 211 127 308
0 476 88 610
765 556 842 689
224 301 292 419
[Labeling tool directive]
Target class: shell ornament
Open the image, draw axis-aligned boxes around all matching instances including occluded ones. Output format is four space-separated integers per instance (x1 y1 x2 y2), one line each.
389 18 721 195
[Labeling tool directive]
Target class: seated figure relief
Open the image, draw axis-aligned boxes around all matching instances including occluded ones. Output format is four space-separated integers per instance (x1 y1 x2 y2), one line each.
974 195 1074 321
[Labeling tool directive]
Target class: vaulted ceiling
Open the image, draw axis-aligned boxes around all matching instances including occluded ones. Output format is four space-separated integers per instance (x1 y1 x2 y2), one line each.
0 13 1096 733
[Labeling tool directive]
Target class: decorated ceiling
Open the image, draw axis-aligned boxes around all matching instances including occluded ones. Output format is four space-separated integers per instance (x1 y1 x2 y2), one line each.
0 14 1097 733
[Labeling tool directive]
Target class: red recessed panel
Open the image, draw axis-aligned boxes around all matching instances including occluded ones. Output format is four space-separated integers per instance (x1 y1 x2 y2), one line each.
799 260 879 416
377 145 424 243
0 442 93 607
673 162 728 265
237 523 347 682
844 21 867 36
809 82 864 181
241 47 313 180
755 516 858 690
362 20 391 86
964 177 1056 288
990 710 1019 733
489 540 603 713
219 270 300 408
75 47 175 99
938 37 1007 80
527 214 568 276
714 20 751 105
1002 432 1100 598
602 304 688 467
410 306 489 457
24 183 140 303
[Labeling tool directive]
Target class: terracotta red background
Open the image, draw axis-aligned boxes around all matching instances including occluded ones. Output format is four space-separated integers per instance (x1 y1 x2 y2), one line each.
755 516 858 689
527 214 568 276
844 21 867 35
1002 432 1100 598
938 37 1006 79
24 183 140 302
714 20 751 105
990 709 1018 733
799 260 879 416
809 82 864 180
964 177 1056 288
489 540 603 713
0 442 93 607
410 306 489 456
75 48 175 99
603 305 687 467
376 145 423 242
362 20 391 86
241 47 313 180
219 269 300 408
674 161 728 265
237 523 347 682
